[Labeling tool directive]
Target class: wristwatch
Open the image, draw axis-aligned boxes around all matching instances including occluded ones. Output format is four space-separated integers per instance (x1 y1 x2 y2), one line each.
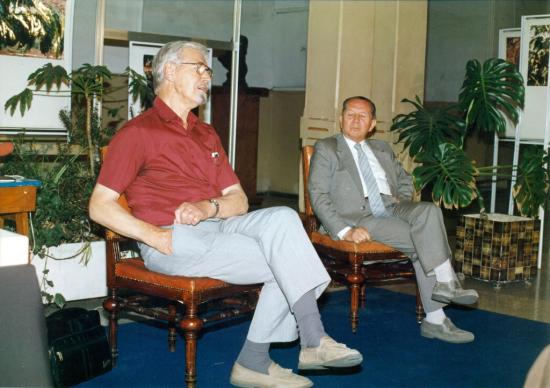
209 198 220 218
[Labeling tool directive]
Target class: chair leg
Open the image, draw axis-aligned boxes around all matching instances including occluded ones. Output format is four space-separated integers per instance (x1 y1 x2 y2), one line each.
360 284 366 308
168 304 177 352
347 260 365 333
102 289 119 366
180 304 203 387
415 284 425 324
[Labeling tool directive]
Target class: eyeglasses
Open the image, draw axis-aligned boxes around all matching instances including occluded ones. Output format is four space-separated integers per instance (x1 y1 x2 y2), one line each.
174 62 213 77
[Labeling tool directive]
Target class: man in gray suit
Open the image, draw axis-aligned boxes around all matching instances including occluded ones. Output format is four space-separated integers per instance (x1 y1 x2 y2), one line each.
90 41 362 388
308 96 479 344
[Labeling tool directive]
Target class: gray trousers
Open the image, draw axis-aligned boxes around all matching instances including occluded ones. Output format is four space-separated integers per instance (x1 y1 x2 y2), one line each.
139 206 331 343
358 200 451 313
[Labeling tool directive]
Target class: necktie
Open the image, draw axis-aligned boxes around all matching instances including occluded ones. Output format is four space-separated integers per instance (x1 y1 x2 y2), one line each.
354 143 389 218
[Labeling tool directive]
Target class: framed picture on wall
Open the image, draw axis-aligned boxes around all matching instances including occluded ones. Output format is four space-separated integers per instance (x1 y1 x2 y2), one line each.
498 28 521 138
128 41 212 123
517 15 550 140
0 0 74 136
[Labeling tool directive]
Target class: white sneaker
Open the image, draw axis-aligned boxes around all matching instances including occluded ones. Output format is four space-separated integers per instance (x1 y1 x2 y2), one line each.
298 336 363 370
230 362 313 388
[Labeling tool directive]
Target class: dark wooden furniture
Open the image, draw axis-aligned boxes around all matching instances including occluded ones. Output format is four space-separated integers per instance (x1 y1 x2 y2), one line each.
0 180 40 236
210 86 269 204
100 149 260 386
301 145 424 332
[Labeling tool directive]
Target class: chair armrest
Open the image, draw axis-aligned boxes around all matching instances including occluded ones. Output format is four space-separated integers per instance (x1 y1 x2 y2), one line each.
310 231 403 254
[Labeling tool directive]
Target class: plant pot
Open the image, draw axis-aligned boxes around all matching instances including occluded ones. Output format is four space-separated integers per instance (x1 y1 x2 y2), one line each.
453 213 540 283
32 240 107 301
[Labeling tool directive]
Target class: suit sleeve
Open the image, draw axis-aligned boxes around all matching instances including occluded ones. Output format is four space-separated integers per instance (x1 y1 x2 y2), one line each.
308 141 350 238
392 148 414 201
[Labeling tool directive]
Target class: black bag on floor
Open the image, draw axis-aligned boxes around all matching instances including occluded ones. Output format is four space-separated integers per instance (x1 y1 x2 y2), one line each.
46 307 112 387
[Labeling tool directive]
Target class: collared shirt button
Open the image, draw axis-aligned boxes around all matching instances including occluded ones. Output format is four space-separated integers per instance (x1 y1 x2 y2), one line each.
360 206 365 210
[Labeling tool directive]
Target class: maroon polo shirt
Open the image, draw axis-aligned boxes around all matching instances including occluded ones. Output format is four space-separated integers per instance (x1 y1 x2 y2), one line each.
98 97 239 226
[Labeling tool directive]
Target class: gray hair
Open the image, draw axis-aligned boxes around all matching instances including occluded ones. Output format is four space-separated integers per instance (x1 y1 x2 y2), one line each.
152 41 209 94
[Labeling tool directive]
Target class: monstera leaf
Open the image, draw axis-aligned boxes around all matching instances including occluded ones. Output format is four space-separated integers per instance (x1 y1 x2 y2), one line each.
391 96 466 160
459 58 524 134
413 143 480 210
513 146 549 218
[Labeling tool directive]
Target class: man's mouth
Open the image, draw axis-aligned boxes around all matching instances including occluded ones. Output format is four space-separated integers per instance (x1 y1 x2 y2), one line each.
197 84 209 93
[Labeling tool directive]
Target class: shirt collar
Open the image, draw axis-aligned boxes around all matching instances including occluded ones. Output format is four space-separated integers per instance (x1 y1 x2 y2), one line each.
343 135 366 151
153 97 198 130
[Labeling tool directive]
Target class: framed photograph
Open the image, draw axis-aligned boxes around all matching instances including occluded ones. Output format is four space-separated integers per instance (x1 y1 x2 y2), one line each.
128 41 212 123
518 15 550 140
0 0 74 136
499 28 521 138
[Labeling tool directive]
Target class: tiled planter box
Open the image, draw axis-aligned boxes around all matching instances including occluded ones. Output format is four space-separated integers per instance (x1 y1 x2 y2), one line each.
453 213 539 283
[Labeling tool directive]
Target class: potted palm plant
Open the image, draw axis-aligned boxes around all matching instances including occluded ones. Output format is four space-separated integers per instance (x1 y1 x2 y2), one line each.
391 58 549 283
3 63 150 306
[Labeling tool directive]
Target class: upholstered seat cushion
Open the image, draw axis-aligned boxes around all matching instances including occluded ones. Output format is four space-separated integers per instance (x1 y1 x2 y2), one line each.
115 258 229 292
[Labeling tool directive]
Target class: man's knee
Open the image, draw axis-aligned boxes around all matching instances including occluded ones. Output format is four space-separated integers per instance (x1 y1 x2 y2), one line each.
416 201 443 219
265 206 301 225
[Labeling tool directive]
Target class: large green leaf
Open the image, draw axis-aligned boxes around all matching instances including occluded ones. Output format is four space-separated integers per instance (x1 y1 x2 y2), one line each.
71 64 112 97
513 146 549 218
391 96 466 160
459 58 524 135
126 67 155 112
4 88 33 116
413 143 480 210
27 63 70 91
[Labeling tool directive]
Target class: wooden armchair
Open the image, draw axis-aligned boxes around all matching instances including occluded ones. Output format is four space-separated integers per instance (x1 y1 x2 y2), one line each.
100 148 259 386
302 145 423 332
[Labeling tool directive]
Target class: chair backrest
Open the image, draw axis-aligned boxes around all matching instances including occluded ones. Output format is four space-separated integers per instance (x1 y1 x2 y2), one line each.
301 145 317 233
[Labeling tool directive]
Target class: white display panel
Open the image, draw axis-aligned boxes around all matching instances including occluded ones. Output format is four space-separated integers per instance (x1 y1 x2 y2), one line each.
517 15 550 140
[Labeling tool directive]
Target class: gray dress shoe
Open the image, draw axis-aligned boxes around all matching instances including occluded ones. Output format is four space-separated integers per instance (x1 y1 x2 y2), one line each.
420 318 475 343
432 278 479 305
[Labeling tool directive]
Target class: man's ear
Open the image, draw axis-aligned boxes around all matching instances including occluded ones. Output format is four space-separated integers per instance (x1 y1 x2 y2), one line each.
164 62 176 82
369 119 377 132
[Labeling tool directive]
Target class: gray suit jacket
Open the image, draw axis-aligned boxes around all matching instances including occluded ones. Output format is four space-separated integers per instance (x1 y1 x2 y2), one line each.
308 134 414 238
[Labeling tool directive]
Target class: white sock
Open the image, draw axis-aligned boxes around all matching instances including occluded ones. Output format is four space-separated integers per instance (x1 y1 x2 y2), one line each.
424 309 446 325
433 259 454 283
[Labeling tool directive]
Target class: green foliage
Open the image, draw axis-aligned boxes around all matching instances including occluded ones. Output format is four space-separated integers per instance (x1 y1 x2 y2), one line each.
4 88 33 116
392 96 466 158
513 146 550 218
5 62 113 174
126 67 155 114
459 58 525 135
2 138 99 251
391 58 548 217
0 0 64 57
414 143 480 210
71 64 112 98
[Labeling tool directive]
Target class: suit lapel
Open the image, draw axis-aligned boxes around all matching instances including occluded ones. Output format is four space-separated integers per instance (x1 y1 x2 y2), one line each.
336 134 364 194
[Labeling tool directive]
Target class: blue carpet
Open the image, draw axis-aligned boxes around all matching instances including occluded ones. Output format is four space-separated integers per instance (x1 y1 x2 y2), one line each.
79 288 549 387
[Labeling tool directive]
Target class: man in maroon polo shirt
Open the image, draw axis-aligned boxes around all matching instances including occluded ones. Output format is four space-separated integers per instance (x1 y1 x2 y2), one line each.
89 41 362 388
